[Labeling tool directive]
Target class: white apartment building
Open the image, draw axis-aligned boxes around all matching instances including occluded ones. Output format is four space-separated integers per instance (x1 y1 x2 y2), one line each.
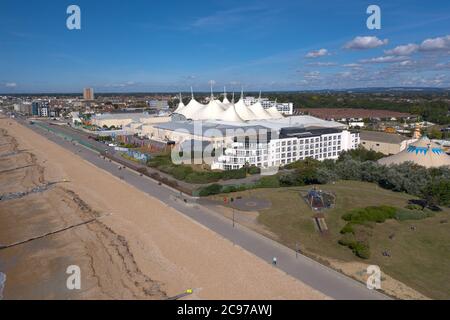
212 128 360 170
243 96 293 115
38 105 49 117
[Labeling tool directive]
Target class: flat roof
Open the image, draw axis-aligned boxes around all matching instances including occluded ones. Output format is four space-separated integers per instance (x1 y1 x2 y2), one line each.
360 130 410 144
92 112 158 121
280 127 342 139
153 121 269 138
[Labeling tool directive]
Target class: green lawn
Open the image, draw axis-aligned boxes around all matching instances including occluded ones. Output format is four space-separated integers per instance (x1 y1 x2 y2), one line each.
212 180 450 299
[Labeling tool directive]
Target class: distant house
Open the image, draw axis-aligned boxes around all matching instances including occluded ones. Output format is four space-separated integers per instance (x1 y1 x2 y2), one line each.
360 131 417 155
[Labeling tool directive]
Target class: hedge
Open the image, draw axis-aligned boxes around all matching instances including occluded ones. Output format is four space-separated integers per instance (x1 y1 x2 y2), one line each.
198 184 223 196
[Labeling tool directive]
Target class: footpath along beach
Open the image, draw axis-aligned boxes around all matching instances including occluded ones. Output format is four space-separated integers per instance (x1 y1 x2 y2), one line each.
0 117 327 300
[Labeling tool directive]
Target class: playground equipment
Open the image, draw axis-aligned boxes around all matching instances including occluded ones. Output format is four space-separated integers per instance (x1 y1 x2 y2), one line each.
304 188 335 211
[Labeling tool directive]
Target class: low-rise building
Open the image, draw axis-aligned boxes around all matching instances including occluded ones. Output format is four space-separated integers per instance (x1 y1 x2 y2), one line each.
91 112 171 128
360 131 416 155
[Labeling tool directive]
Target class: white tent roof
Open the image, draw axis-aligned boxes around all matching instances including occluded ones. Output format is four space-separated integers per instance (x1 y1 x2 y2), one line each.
266 106 284 119
249 101 272 120
196 99 224 120
222 93 235 110
222 104 244 122
216 99 229 110
173 99 185 114
179 98 204 119
235 98 257 121
378 137 450 168
221 87 231 109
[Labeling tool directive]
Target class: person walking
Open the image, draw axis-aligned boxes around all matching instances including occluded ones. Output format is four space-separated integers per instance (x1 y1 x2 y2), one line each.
272 257 277 266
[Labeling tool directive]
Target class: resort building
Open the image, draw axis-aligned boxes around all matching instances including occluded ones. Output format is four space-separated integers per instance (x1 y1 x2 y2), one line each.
87 91 361 171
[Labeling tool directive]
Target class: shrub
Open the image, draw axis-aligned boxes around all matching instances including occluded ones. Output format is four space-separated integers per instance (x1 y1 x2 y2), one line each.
284 158 321 170
338 234 356 246
222 185 237 193
256 175 280 188
279 173 304 186
185 171 222 184
352 241 371 259
198 184 222 196
170 165 193 180
147 154 172 168
405 204 423 211
338 235 370 259
423 178 450 207
222 168 247 180
247 166 261 175
341 206 397 225
338 147 385 162
340 223 355 234
395 209 434 221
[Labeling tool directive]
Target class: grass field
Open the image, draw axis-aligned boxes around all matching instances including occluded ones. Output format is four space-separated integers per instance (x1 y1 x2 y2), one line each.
210 180 450 299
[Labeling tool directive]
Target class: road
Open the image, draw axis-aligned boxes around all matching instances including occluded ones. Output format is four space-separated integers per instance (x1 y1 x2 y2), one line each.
10 116 390 300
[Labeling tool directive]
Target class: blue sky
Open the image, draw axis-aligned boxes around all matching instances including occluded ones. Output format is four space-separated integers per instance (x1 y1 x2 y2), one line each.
1 0 449 93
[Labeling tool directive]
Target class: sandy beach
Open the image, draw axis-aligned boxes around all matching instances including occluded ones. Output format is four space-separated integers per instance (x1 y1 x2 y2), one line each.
0 117 327 300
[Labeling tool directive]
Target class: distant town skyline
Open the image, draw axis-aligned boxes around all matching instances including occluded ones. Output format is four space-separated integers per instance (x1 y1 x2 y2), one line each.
1 0 450 93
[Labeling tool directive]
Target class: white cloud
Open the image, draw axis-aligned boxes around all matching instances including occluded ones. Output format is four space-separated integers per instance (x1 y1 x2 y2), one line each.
420 35 450 51
385 43 419 56
337 71 351 78
5 82 17 88
102 81 136 88
305 48 329 58
306 61 336 67
344 36 388 50
399 60 414 66
343 63 362 68
361 55 409 64
190 6 267 29
303 71 321 80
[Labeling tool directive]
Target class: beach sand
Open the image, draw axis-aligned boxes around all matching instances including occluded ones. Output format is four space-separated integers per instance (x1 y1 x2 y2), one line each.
0 118 327 300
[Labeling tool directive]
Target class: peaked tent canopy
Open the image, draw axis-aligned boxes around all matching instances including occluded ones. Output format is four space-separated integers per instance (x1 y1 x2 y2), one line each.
378 137 450 168
222 104 244 122
173 94 185 114
249 101 272 120
222 87 231 107
179 98 205 119
234 98 257 121
196 99 225 120
266 106 284 119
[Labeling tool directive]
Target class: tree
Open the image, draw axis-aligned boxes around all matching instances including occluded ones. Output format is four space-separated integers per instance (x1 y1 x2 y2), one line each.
423 179 450 207
427 127 443 140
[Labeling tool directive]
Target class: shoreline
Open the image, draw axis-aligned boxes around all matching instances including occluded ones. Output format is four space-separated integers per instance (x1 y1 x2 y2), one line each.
0 117 327 300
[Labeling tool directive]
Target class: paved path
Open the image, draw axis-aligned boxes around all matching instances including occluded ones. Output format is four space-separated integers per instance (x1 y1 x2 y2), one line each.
12 117 390 300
